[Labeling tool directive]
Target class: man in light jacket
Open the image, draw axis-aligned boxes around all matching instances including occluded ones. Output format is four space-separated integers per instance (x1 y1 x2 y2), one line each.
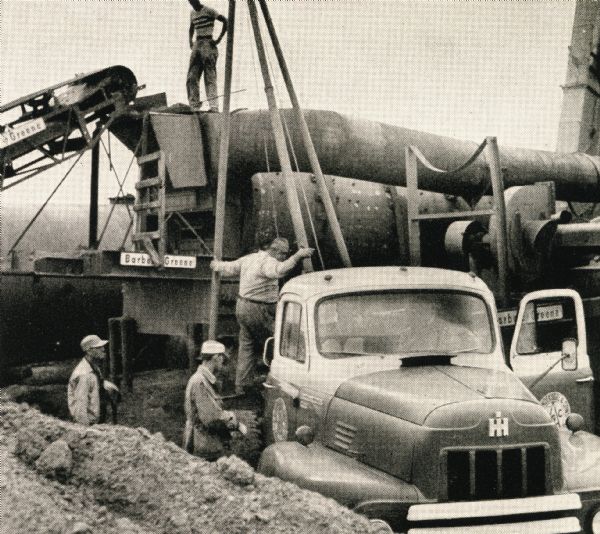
183 340 245 460
68 334 119 425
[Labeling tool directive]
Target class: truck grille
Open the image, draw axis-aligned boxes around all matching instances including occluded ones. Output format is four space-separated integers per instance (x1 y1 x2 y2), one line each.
333 421 357 450
444 446 547 501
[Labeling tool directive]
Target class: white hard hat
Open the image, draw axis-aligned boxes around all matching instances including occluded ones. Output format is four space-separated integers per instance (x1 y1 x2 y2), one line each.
81 334 108 352
199 340 226 359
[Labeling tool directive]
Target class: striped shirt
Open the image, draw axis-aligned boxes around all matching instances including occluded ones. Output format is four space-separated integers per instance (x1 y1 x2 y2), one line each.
191 6 220 39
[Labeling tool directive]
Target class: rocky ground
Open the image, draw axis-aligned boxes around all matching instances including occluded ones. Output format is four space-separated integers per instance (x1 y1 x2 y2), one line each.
1 400 383 534
3 368 263 466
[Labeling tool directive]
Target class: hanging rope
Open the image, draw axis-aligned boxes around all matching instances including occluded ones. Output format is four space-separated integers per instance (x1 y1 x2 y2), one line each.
99 137 134 221
246 4 279 240
8 150 87 254
107 131 113 171
265 40 325 269
97 135 141 247
119 219 134 251
281 112 325 269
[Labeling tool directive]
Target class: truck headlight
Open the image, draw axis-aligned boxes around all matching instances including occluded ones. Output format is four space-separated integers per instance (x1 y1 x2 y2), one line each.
593 509 600 534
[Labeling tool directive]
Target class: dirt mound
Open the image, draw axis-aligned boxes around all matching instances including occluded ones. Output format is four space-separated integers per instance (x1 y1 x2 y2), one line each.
1 401 380 533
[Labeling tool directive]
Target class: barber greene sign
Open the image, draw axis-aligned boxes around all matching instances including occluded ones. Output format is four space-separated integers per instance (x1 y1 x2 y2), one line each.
0 118 46 149
120 252 197 269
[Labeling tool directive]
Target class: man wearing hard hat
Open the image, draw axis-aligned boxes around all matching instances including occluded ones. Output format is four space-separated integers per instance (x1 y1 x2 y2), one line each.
183 340 246 460
68 334 120 425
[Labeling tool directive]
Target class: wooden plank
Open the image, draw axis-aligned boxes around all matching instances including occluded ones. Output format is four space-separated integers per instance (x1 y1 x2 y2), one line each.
133 200 161 211
137 151 162 165
135 177 162 189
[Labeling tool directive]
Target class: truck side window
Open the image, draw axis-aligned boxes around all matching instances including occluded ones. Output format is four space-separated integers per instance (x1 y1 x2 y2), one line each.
280 302 306 363
516 299 577 355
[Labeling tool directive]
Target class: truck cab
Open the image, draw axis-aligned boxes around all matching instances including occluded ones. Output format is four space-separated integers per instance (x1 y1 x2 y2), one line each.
258 266 600 533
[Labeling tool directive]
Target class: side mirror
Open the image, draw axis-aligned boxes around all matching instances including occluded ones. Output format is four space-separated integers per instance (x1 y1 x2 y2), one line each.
561 338 578 371
263 337 274 367
295 425 315 446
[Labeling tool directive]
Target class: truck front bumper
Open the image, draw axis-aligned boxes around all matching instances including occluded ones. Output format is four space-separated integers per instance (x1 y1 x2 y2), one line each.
406 493 582 534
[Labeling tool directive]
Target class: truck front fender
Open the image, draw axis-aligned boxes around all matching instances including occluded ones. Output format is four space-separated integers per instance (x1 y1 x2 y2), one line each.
258 441 423 509
561 429 600 492
560 430 600 531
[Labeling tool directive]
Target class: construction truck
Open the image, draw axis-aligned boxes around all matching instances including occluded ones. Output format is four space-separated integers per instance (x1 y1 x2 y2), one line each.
258 266 598 533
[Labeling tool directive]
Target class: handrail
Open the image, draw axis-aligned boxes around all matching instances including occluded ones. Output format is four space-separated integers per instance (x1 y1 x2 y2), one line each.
410 139 488 175
406 136 509 306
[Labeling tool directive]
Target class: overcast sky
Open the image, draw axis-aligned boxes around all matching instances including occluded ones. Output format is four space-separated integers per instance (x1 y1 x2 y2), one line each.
1 0 576 208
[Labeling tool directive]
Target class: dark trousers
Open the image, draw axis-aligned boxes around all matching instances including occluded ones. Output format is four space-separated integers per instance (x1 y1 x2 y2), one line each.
235 298 276 392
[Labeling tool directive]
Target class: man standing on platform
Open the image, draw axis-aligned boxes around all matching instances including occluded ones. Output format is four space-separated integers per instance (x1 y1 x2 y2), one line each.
210 237 313 395
186 0 228 112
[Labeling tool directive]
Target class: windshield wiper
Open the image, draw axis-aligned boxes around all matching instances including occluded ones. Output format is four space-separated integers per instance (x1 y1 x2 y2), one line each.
320 351 371 357
527 354 567 390
449 345 482 354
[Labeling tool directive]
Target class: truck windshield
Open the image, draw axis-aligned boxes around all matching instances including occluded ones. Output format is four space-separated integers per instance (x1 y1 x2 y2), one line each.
316 291 495 363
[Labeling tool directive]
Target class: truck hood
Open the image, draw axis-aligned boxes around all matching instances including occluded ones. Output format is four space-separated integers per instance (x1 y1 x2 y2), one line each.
335 365 538 425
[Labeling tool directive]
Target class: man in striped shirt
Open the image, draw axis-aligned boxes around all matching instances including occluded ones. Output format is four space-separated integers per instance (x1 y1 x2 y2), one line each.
187 0 228 112
211 237 314 394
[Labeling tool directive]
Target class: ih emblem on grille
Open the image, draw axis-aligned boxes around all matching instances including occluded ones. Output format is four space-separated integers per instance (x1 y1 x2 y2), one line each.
489 411 509 437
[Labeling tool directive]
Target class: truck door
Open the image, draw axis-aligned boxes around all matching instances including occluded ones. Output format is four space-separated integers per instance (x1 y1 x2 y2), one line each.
263 297 309 444
510 289 594 432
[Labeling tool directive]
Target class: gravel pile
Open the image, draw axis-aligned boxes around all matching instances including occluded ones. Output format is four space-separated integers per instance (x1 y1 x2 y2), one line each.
1 401 380 533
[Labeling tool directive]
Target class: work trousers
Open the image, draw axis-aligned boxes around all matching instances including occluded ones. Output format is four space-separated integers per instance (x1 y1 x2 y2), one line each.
186 39 219 110
235 298 276 392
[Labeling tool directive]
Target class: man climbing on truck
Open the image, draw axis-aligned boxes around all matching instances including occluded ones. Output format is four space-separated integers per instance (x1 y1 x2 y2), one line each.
210 237 313 395
186 0 228 112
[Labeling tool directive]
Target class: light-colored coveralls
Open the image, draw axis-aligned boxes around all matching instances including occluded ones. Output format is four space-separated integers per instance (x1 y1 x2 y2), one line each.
212 250 300 392
183 365 234 459
68 358 105 425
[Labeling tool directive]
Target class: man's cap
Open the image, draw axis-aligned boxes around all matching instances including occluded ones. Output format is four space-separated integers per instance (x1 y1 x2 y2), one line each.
198 340 226 360
81 334 108 352
269 237 290 254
